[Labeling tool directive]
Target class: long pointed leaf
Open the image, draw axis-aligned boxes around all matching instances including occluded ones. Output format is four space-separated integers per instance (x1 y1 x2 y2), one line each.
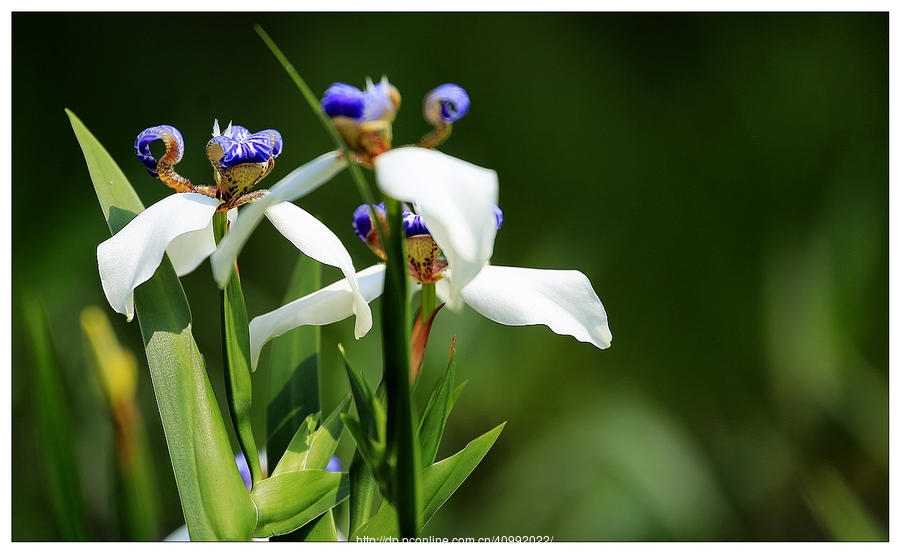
351 422 505 539
267 254 322 469
251 470 349 538
418 348 457 466
69 109 256 540
23 294 91 540
215 212 262 486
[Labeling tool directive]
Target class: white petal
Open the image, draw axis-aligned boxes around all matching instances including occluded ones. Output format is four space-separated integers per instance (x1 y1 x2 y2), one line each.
459 265 612 349
264 201 373 340
249 264 386 370
374 148 499 298
210 152 347 287
434 276 465 313
166 208 238 276
97 193 219 321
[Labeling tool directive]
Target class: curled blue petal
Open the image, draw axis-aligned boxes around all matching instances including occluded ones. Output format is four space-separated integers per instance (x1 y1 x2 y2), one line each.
403 211 431 238
352 204 375 241
209 128 282 169
424 84 470 124
494 205 504 229
352 202 387 242
322 83 366 119
134 125 183 178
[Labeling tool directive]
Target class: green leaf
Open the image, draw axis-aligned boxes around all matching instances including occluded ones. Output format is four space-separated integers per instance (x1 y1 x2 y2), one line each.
215 213 262 487
23 294 91 540
348 450 378 537
339 345 381 440
351 422 505 539
449 381 467 414
282 511 339 542
266 254 322 469
273 395 350 475
69 109 256 540
305 395 350 470
251 470 349 538
418 348 457 466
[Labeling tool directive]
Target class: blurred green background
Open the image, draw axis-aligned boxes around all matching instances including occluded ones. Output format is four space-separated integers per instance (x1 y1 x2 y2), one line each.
11 12 887 541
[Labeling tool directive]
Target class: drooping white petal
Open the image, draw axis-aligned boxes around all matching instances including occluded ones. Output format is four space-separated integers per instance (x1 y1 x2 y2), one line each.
210 151 347 287
374 148 499 298
459 265 612 349
249 264 386 370
165 207 236 276
434 275 466 313
97 193 220 321
264 201 372 340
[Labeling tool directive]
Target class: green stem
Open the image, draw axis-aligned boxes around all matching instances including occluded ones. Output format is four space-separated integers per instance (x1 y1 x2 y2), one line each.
381 198 421 538
214 211 262 487
420 283 436 323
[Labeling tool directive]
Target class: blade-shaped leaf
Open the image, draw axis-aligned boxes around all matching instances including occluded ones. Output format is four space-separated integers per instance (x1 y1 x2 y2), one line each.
251 470 349 538
351 422 505 539
23 294 91 540
273 395 350 476
215 212 262 487
272 413 318 477
267 254 323 469
418 347 457 466
339 344 380 439
69 109 256 540
305 395 351 470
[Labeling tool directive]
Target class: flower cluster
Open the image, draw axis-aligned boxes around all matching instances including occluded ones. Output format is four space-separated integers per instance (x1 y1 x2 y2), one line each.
97 121 369 338
97 77 611 368
246 78 611 368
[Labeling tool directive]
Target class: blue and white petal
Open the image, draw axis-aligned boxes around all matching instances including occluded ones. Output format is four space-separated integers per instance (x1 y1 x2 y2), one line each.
210 152 347 287
424 84 470 125
134 125 184 177
264 201 373 341
321 83 367 120
458 265 613 349
249 264 386 370
374 147 499 298
97 193 220 321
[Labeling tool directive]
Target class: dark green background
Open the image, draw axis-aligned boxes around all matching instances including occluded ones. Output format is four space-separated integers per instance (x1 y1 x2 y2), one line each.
11 12 888 540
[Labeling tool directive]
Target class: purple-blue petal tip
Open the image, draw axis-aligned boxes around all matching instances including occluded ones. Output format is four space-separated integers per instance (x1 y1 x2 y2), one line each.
235 452 252 491
402 211 431 237
326 455 342 473
494 206 503 229
353 203 387 242
135 125 183 178
425 84 470 124
322 83 366 120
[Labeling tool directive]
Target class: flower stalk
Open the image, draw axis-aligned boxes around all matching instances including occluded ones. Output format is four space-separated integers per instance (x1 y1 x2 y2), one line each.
214 211 262 488
381 197 422 538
